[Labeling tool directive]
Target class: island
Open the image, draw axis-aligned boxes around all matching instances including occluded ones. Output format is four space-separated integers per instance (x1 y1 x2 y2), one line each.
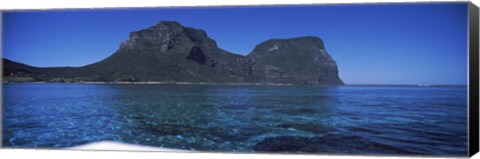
3 21 343 85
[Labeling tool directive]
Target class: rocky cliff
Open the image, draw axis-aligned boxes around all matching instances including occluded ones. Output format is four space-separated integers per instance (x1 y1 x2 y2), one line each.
248 36 343 85
3 21 344 85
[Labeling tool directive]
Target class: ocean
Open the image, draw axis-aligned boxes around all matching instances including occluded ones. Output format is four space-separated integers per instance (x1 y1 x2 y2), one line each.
2 83 468 156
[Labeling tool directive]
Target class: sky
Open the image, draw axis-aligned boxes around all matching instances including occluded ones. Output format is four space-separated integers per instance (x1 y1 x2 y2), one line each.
2 3 468 85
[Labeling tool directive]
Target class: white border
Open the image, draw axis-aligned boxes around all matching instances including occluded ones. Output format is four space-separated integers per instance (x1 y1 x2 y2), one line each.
0 0 478 159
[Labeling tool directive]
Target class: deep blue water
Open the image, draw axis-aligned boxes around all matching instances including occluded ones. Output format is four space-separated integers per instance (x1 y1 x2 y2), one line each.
2 83 468 156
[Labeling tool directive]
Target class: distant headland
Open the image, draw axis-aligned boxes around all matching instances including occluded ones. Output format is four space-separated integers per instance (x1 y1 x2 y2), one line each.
3 21 343 85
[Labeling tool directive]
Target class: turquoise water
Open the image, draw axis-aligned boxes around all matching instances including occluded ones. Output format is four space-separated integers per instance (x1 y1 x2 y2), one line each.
2 84 468 156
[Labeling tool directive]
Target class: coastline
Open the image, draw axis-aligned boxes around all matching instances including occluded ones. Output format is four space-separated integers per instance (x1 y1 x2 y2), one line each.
1 80 318 86
1 80 466 87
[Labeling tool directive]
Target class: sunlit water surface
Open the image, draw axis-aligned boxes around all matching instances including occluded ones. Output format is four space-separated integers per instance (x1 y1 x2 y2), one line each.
2 84 468 156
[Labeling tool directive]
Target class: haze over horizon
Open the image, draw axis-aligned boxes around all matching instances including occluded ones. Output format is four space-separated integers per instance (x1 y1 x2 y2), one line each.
2 3 468 85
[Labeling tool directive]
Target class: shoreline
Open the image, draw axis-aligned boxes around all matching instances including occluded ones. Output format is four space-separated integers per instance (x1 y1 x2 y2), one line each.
1 81 467 87
2 81 341 86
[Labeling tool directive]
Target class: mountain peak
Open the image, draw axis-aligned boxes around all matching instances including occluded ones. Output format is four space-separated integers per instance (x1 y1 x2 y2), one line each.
153 21 184 31
157 21 182 26
119 21 219 53
271 36 323 41
247 36 342 85
120 21 196 50
261 36 325 48
248 36 326 57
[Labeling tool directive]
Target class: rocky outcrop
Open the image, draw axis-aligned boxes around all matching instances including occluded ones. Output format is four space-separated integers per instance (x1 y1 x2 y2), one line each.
248 36 343 85
3 21 343 85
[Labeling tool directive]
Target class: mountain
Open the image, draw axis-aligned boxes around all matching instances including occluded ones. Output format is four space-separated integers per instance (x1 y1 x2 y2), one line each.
248 36 343 85
2 21 344 85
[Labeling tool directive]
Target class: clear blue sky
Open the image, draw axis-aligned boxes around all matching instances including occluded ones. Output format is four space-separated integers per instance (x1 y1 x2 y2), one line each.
2 3 468 85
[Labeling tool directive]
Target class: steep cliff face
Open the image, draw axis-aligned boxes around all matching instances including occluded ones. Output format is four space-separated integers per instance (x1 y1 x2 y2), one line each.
3 21 343 85
81 21 243 83
248 36 344 85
